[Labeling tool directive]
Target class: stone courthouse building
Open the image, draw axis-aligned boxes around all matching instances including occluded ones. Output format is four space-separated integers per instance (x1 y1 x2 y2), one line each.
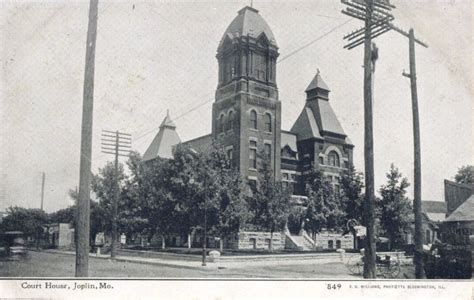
144 6 354 250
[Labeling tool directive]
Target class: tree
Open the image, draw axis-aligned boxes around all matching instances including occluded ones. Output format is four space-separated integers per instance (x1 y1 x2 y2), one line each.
302 167 343 242
339 165 365 225
67 189 108 245
454 165 474 185
339 165 365 248
378 164 413 249
203 145 249 250
287 205 306 235
165 144 206 242
49 206 76 224
91 161 126 236
120 152 153 241
1 207 49 238
168 143 249 251
247 150 290 251
138 154 183 248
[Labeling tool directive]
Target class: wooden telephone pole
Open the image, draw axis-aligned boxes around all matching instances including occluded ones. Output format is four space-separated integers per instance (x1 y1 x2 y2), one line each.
342 0 428 278
341 0 395 278
76 0 99 278
101 130 132 258
402 28 428 279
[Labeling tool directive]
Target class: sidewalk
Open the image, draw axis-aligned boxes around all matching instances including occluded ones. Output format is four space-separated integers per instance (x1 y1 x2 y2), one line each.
42 249 348 271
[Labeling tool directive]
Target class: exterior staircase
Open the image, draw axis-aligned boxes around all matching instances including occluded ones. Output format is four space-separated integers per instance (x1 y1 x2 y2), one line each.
290 235 314 251
285 228 315 251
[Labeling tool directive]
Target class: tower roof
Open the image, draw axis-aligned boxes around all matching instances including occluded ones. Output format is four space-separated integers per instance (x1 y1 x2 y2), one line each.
305 70 330 92
218 6 277 48
159 110 176 129
142 112 181 161
291 71 350 142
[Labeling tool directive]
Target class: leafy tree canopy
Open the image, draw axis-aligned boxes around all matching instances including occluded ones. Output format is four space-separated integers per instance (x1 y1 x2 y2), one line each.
302 167 343 236
454 165 474 185
0 207 49 237
378 164 413 248
247 150 290 239
339 165 365 227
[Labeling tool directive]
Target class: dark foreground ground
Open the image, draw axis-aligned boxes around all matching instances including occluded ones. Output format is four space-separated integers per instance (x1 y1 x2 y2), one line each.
0 251 414 279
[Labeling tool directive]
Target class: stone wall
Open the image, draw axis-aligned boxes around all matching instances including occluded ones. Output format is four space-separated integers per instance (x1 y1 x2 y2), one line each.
314 231 353 250
226 231 285 250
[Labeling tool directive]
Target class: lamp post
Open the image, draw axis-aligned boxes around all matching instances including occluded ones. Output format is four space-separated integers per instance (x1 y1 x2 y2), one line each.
202 200 207 267
190 177 207 267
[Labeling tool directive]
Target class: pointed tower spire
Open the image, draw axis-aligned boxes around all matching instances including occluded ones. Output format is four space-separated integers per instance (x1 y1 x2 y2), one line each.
305 69 330 100
160 110 176 129
143 111 181 161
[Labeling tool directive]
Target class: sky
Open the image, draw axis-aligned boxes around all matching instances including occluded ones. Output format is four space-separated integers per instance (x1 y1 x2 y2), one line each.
0 0 472 212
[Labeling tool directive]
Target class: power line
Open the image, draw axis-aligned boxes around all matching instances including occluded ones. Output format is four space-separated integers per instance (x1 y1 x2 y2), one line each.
129 19 355 146
278 19 353 63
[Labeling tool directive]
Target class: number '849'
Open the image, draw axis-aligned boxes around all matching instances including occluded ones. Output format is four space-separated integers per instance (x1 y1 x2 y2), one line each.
327 284 342 290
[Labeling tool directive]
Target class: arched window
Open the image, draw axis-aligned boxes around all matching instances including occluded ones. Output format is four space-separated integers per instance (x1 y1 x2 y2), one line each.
228 111 234 131
219 114 225 133
328 151 340 167
254 53 267 81
264 113 272 132
250 110 257 130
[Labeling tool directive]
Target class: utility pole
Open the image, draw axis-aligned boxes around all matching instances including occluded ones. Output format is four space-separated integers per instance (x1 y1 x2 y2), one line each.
402 28 428 279
40 172 45 211
101 130 132 258
76 0 99 278
342 0 428 278
341 0 394 278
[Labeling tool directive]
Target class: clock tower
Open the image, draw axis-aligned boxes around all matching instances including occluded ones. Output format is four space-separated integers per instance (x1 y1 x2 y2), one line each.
212 6 281 181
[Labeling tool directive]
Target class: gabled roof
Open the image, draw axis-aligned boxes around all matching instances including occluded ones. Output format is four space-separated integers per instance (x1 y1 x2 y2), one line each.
426 213 446 223
421 201 447 222
305 71 330 92
318 100 346 136
290 106 322 140
142 113 181 161
218 6 277 48
445 195 474 222
444 179 474 215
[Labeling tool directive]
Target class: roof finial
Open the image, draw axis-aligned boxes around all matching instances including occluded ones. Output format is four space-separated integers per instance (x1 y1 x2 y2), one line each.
317 68 320 76
250 0 253 8
166 109 170 116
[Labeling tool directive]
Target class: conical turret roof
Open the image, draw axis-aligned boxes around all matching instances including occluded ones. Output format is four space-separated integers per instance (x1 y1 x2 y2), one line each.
218 6 277 49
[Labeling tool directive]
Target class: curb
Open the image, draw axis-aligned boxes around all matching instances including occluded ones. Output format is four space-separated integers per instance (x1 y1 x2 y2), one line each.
40 249 215 271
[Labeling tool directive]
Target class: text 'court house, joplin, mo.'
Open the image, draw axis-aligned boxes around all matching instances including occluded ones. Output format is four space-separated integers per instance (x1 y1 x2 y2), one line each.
143 6 355 251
